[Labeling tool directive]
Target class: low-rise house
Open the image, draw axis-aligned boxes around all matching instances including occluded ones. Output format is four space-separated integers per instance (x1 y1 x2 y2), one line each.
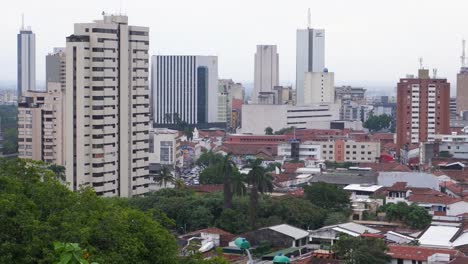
387 245 461 264
309 222 380 245
240 224 309 249
417 223 468 250
447 201 468 216
343 184 383 201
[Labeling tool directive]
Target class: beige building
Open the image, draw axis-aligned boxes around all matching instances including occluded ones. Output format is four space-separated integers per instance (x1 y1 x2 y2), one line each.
17 82 66 165
65 14 150 197
303 71 335 105
149 128 181 168
318 140 380 163
456 68 468 115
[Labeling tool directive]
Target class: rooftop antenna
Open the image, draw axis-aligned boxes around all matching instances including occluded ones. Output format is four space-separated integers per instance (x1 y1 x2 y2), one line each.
307 8 311 28
419 57 424 69
21 13 24 30
461 39 466 68
433 68 438 79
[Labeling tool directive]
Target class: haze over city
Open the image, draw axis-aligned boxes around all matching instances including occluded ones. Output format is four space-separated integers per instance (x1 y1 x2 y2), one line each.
2 0 468 91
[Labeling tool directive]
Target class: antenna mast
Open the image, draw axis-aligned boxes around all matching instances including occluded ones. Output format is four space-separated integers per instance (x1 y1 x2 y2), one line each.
21 13 24 30
461 39 466 68
419 57 424 69
307 8 311 28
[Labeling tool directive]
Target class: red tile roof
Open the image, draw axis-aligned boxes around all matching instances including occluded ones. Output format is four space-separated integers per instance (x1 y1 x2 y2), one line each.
288 188 305 197
370 133 395 141
407 193 461 205
387 245 461 261
282 162 305 174
189 184 224 193
359 163 411 172
441 181 465 195
438 170 468 183
222 144 276 157
182 227 235 247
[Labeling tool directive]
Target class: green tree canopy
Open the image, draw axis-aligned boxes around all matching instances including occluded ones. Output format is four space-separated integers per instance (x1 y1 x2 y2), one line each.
304 182 350 211
0 158 178 264
333 235 390 264
363 114 392 132
264 127 273 135
379 202 432 229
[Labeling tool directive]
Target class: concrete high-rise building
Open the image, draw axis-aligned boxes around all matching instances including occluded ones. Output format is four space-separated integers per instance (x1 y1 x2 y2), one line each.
456 68 468 116
17 20 36 97
252 45 279 104
46 47 66 89
303 71 334 104
65 14 150 197
296 28 325 105
152 55 219 126
396 69 450 152
17 85 66 164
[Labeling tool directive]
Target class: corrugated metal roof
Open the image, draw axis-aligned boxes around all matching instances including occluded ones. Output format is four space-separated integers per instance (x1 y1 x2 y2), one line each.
267 224 309 240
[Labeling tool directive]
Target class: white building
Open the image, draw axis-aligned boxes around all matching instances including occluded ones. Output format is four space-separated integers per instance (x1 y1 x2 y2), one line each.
149 128 180 167
152 55 219 125
277 141 322 161
65 14 150 197
296 28 325 105
303 71 334 104
437 133 468 159
17 22 36 97
241 103 339 134
252 45 279 104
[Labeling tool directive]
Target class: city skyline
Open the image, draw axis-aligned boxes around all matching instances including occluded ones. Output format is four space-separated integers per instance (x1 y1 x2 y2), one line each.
2 0 468 90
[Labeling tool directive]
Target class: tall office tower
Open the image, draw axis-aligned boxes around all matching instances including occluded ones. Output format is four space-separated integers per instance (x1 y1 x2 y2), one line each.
152 55 219 126
17 17 36 97
65 14 150 197
296 28 325 105
456 40 468 115
252 45 279 104
303 70 334 104
396 69 450 152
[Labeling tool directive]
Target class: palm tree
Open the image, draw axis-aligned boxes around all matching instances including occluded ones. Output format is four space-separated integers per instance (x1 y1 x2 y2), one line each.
220 153 236 209
155 166 174 188
174 178 186 189
48 164 66 181
231 170 247 197
245 158 274 229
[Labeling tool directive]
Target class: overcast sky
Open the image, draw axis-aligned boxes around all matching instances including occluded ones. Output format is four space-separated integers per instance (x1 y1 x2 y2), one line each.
3 0 468 91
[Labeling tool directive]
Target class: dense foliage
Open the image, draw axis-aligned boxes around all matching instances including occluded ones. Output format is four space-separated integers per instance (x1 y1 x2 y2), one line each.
379 202 432 229
333 235 390 264
304 182 351 212
0 158 179 264
363 114 392 132
0 105 18 154
131 188 328 234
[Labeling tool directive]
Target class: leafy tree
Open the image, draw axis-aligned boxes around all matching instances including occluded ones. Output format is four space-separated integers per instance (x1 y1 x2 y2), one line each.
54 242 98 264
323 212 349 226
0 105 18 154
155 166 174 187
197 151 224 167
364 114 392 132
0 158 179 264
231 170 247 196
199 165 223 184
265 162 282 172
333 235 390 264
215 208 249 234
304 182 350 211
379 202 431 229
245 158 274 229
264 127 273 135
174 178 186 189
274 126 295 135
3 127 17 154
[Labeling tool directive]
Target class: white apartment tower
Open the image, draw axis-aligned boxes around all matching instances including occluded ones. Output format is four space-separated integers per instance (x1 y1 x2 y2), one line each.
17 18 36 97
253 45 279 104
152 55 219 125
65 15 150 197
296 28 325 105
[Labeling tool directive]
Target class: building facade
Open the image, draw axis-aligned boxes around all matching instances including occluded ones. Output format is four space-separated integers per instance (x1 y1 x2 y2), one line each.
241 103 339 134
296 28 325 105
252 45 279 104
17 84 66 165
17 24 36 97
456 68 468 116
303 71 334 104
152 55 219 126
149 128 180 167
65 14 150 197
396 69 450 152
278 141 322 161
